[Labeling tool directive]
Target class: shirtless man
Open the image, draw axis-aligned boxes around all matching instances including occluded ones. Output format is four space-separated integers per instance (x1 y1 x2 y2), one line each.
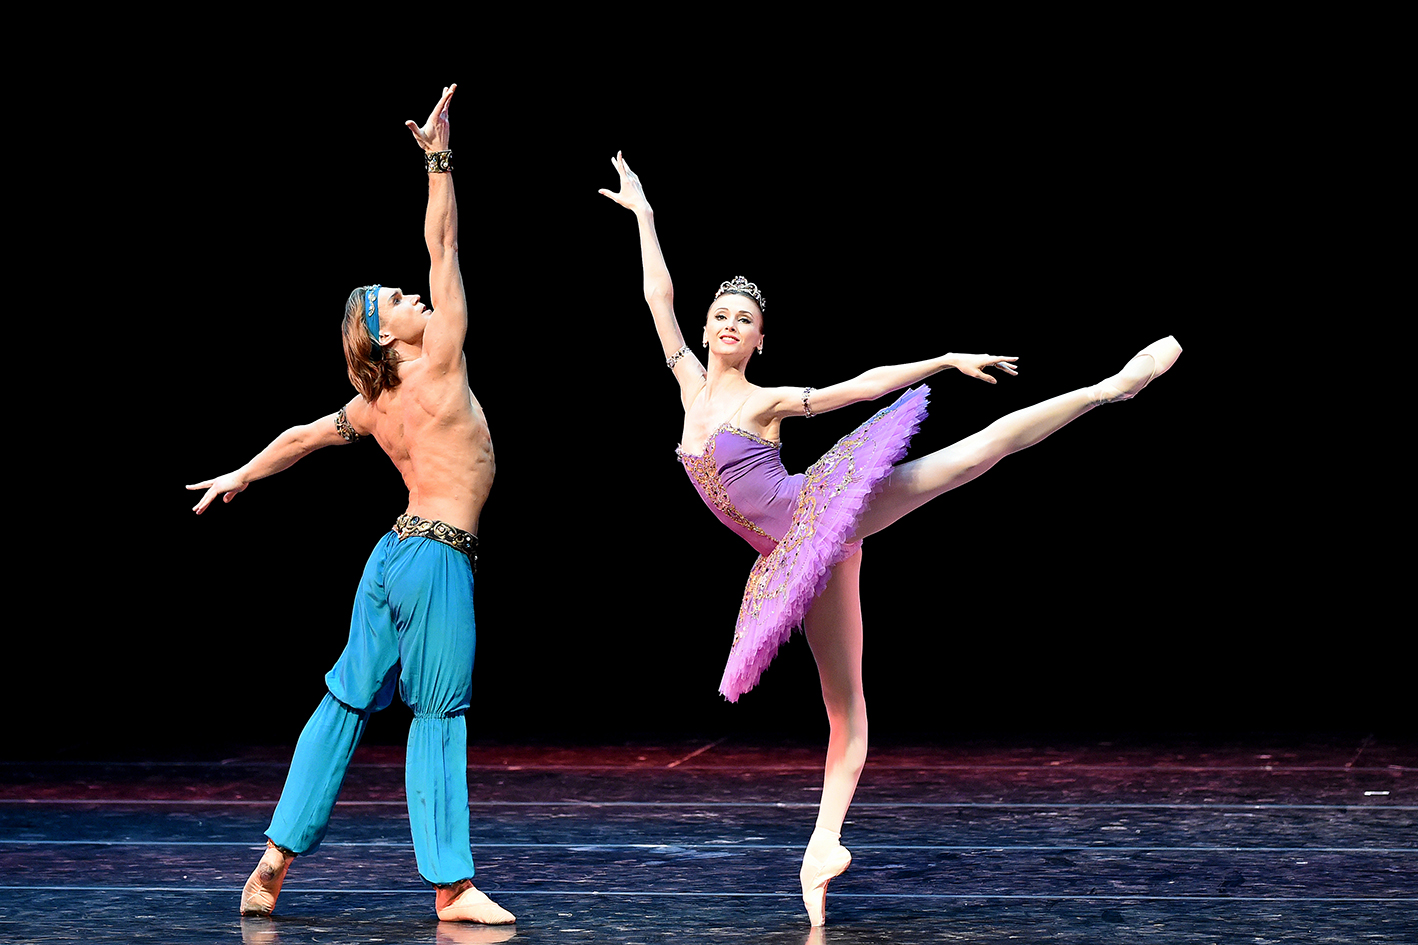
188 85 511 925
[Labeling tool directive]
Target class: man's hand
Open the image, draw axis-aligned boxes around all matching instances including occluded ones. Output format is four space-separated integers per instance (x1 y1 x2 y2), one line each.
406 84 455 153
187 471 249 514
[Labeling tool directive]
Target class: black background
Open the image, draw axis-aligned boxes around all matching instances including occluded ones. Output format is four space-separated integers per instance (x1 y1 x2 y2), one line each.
11 29 1399 758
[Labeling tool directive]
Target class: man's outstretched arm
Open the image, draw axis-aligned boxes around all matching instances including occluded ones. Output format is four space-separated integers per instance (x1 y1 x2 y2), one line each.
186 402 360 514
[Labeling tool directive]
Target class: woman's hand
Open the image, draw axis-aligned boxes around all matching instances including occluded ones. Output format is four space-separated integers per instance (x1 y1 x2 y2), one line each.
952 353 1019 384
598 151 652 215
406 84 456 153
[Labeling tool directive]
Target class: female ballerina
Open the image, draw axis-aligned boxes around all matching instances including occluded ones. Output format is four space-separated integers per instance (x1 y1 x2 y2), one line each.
598 152 1181 927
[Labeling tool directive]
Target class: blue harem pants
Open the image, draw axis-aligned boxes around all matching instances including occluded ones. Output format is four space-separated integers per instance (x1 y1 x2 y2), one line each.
265 528 477 884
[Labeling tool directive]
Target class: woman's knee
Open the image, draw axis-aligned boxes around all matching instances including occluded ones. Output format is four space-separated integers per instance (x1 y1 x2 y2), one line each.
824 694 868 737
827 711 869 772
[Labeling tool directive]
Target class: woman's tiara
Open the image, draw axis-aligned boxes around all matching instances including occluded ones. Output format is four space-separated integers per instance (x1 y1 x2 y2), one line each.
714 275 766 312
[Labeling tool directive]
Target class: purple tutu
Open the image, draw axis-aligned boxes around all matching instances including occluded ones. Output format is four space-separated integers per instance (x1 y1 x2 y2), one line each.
677 386 931 701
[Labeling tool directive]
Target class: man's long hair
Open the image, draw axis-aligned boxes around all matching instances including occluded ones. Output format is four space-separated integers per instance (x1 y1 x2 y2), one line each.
341 287 402 403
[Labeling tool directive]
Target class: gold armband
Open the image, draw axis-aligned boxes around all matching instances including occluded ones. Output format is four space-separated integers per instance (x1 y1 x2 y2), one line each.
335 407 363 443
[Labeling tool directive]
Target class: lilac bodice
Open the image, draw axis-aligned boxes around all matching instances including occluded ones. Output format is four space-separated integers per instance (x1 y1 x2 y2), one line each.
677 426 803 557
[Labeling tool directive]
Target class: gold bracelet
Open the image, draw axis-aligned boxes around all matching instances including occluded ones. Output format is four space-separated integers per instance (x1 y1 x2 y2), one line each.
424 150 453 173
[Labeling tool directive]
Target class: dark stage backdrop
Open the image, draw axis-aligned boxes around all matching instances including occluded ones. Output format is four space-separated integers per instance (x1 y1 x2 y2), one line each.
14 53 1395 757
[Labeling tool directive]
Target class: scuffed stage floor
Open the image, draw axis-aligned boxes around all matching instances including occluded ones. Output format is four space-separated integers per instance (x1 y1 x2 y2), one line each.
1 736 1414 943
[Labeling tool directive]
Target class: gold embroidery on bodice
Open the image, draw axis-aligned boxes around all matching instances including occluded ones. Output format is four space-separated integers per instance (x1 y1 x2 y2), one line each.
677 424 779 540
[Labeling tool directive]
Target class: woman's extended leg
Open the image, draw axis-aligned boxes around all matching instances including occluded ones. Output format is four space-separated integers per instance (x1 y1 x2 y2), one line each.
800 548 867 926
851 337 1181 540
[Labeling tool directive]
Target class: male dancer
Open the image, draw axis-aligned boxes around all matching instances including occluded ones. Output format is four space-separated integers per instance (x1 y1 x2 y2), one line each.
188 85 512 925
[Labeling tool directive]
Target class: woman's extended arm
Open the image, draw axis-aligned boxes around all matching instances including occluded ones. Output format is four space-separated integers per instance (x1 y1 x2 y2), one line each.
755 353 1019 421
600 152 705 406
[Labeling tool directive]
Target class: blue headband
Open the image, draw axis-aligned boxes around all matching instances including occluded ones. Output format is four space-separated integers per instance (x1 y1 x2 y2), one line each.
364 285 382 359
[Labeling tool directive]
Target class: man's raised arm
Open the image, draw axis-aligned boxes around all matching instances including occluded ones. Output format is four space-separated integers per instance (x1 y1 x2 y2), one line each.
405 85 466 371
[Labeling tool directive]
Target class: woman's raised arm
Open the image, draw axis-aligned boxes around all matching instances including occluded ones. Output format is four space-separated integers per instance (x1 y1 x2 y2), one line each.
600 152 705 407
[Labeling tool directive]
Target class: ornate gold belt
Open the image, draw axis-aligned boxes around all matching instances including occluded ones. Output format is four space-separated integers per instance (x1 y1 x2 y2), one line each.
393 514 478 571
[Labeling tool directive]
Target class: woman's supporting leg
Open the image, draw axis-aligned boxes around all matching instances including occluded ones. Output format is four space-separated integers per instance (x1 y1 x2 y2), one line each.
801 548 867 926
804 550 868 836
851 337 1181 540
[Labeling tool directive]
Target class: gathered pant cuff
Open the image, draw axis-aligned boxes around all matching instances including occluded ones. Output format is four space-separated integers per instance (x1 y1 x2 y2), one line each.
408 711 476 884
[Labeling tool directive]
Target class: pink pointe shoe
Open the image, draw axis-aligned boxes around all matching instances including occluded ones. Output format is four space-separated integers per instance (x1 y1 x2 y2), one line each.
240 840 295 917
435 880 516 925
1088 336 1183 405
800 842 852 927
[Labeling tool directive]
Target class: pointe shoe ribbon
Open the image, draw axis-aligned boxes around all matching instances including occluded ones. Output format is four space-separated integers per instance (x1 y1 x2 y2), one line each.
435 881 516 925
1089 335 1183 405
800 843 851 927
240 840 294 917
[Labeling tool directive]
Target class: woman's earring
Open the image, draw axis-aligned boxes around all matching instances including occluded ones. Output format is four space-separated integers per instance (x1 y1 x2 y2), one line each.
756 343 764 355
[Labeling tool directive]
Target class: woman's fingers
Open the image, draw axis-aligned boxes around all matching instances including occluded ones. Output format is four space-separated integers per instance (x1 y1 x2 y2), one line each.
983 356 1018 376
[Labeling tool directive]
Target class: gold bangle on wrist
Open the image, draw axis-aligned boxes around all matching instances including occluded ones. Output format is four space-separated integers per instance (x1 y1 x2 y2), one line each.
424 150 453 173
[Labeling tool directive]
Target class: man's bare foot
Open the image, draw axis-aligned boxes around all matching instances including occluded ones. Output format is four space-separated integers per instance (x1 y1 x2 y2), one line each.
240 840 295 916
435 879 516 924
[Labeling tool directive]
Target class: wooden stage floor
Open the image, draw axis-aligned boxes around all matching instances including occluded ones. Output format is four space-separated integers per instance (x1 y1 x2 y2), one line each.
1 735 1414 943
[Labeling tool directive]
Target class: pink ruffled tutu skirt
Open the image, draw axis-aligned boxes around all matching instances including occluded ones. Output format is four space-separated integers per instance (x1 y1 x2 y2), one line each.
719 386 930 700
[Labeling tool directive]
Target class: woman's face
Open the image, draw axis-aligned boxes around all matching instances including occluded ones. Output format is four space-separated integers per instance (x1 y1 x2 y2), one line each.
703 294 764 356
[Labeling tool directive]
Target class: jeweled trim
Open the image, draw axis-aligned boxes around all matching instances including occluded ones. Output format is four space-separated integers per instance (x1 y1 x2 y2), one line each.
393 513 478 571
680 422 782 459
335 407 363 443
424 149 454 173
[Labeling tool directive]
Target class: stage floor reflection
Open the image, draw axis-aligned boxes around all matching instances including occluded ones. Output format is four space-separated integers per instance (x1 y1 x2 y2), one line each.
2 736 1414 943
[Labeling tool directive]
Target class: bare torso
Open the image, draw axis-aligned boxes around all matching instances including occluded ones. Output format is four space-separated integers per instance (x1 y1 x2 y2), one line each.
364 353 493 535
